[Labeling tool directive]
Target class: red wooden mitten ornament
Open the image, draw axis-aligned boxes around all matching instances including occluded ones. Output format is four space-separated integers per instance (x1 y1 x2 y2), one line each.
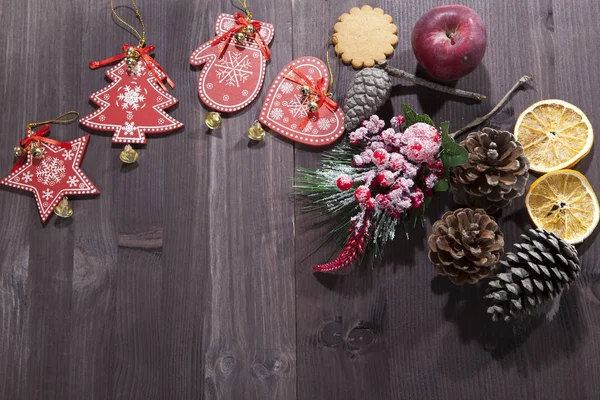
80 45 183 148
1 123 99 223
258 57 345 146
190 13 274 114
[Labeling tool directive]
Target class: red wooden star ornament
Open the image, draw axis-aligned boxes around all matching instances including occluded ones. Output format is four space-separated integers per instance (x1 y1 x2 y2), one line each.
1 117 99 223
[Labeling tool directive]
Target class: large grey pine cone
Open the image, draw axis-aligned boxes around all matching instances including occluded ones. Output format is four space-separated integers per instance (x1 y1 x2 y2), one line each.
485 228 581 322
343 63 391 131
450 128 530 214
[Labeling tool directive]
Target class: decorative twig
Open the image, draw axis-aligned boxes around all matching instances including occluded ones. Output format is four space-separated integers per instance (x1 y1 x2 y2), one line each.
450 75 533 139
381 62 487 101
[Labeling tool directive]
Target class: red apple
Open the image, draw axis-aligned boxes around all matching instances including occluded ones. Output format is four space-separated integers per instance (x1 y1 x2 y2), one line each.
411 5 487 81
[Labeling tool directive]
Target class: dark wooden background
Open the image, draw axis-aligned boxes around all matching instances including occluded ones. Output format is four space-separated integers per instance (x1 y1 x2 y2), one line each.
1 0 600 399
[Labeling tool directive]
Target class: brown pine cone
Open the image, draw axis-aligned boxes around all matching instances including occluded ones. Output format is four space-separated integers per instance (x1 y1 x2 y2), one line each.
450 128 530 213
428 208 504 285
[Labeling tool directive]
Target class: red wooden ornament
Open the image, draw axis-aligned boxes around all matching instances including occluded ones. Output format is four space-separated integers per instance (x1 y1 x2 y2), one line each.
1 132 99 223
189 13 274 113
80 58 183 144
258 57 345 146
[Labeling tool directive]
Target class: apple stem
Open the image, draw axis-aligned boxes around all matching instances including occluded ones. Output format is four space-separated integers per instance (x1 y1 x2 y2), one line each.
450 75 533 139
382 63 487 101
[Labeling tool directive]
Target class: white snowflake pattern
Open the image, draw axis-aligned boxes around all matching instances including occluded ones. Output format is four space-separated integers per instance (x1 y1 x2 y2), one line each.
117 85 146 110
215 52 253 87
126 113 133 120
123 122 136 136
22 171 33 183
223 95 230 101
252 52 259 59
283 117 289 123
242 90 248 96
36 156 66 186
206 83 214 89
270 108 284 120
130 62 146 76
317 118 332 131
302 122 313 133
103 94 110 100
42 188 54 200
284 95 309 118
156 95 163 102
99 115 106 121
67 176 80 187
62 150 74 160
158 118 165 124
222 19 235 31
280 81 295 94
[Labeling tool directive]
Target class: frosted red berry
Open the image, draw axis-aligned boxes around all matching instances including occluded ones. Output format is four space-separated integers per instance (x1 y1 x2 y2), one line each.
354 186 371 203
336 174 354 191
372 148 389 166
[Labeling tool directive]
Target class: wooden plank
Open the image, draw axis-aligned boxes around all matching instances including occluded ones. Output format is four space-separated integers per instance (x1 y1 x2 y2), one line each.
0 1 36 398
195 0 297 398
293 1 397 399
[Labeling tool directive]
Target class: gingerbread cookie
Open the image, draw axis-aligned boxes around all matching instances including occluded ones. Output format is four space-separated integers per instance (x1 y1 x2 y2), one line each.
333 5 398 69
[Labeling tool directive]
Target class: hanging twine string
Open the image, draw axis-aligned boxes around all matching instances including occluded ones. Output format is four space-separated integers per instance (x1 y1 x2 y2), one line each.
324 39 339 95
236 0 252 18
88 0 174 91
110 0 145 47
12 111 79 173
211 0 271 60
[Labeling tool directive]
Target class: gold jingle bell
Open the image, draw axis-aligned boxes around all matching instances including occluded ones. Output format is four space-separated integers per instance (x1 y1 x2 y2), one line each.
235 31 247 44
247 120 266 141
13 146 25 158
119 144 139 164
244 24 255 36
308 101 319 113
300 86 311 97
31 145 45 158
126 46 136 58
205 112 222 130
54 197 73 218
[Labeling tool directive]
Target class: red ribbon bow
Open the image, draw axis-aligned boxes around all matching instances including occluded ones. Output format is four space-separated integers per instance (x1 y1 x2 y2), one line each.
212 12 271 60
11 125 72 173
89 44 175 92
285 66 339 128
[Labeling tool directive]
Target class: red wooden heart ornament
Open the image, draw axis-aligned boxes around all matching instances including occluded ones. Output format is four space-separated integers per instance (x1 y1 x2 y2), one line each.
190 13 274 113
259 57 345 146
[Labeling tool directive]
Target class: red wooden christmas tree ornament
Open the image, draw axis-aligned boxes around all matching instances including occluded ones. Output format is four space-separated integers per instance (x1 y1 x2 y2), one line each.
190 13 274 114
1 125 99 223
259 57 345 146
80 45 183 145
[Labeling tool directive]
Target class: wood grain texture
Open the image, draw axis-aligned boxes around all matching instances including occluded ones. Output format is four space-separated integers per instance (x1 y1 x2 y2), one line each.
0 0 599 399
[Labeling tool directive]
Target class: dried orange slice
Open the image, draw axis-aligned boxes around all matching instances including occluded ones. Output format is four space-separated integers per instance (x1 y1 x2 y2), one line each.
525 169 599 244
514 99 593 173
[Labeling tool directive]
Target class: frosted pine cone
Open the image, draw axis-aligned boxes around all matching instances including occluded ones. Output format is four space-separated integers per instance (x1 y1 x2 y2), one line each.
450 128 530 213
343 63 392 131
486 228 581 322
429 208 504 284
